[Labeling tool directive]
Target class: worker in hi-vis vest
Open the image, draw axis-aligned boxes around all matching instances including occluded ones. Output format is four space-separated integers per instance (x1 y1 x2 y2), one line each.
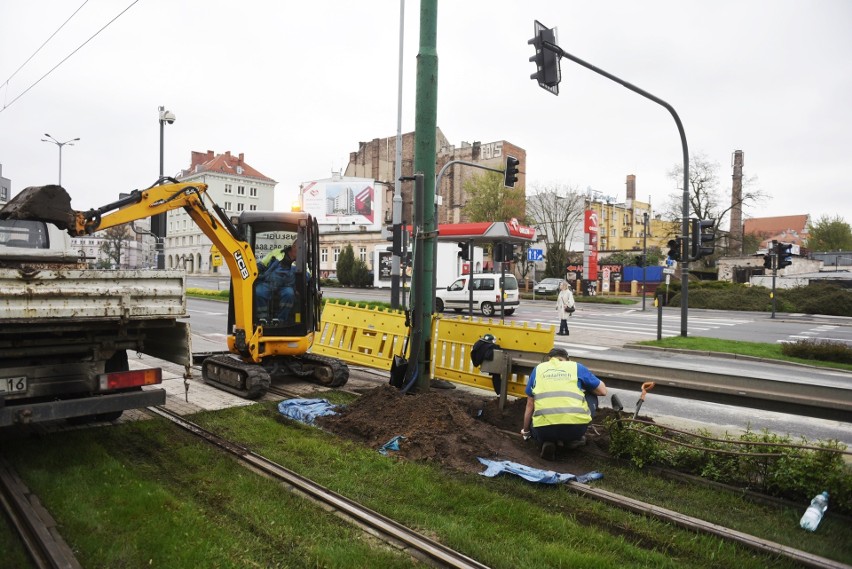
521 347 608 460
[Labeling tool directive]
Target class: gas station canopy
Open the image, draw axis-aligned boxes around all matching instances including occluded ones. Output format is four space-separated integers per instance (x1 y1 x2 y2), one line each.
435 218 537 245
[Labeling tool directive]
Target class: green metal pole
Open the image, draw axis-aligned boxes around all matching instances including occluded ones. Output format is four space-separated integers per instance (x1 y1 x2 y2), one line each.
412 0 438 392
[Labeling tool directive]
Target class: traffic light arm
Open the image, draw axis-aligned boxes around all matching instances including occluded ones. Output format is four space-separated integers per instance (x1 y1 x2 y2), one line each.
528 20 691 336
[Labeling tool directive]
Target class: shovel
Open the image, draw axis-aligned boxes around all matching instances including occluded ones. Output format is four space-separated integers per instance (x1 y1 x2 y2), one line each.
633 382 656 419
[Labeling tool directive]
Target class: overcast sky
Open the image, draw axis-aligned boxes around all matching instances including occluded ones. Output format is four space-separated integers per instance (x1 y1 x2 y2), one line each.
1 1 850 227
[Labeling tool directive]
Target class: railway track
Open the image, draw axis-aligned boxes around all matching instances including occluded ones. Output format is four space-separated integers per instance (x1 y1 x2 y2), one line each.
1 362 847 568
145 405 490 569
0 456 81 569
264 379 848 569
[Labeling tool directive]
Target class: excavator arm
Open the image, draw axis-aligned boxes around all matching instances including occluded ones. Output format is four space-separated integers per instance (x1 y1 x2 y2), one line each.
2 179 349 396
70 180 261 358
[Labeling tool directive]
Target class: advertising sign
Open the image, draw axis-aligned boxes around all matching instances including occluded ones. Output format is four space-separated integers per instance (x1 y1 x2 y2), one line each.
301 178 378 228
583 209 599 281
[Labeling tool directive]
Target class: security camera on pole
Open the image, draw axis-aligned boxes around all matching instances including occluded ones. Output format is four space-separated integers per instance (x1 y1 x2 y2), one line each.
155 106 176 269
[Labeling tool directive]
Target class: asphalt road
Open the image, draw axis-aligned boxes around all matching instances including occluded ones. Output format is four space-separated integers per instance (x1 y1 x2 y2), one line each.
186 276 852 347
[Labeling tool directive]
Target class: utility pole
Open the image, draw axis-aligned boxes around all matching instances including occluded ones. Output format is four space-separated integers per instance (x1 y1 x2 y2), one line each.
390 0 405 309
407 0 438 393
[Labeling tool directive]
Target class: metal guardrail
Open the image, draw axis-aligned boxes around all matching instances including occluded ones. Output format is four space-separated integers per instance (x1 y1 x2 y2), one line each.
573 353 852 423
482 349 851 423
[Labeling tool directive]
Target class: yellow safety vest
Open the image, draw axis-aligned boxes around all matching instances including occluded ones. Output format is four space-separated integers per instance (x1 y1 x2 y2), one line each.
531 359 591 427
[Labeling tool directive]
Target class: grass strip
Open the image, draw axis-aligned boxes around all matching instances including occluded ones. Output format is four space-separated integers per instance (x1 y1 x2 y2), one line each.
5 403 848 567
636 336 852 371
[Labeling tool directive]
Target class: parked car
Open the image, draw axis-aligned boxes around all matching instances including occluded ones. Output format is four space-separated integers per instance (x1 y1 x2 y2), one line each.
535 277 563 295
435 273 519 316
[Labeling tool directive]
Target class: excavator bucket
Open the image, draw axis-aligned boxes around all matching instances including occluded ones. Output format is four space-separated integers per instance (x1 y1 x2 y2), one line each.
0 185 76 230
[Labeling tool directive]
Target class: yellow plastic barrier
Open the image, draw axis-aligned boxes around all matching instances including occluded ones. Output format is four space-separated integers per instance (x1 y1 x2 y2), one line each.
312 302 555 396
312 301 408 370
431 315 554 397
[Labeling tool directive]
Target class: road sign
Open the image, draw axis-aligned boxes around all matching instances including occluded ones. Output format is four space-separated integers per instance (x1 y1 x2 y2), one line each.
663 267 675 275
527 248 543 261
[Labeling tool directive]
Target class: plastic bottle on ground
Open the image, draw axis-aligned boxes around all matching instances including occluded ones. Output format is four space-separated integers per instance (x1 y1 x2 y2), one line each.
799 491 829 531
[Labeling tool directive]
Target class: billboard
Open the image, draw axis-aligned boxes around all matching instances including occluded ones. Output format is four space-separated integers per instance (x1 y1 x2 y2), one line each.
301 178 379 229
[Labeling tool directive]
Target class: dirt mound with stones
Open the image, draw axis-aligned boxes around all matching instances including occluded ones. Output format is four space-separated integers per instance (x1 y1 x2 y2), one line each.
317 384 617 476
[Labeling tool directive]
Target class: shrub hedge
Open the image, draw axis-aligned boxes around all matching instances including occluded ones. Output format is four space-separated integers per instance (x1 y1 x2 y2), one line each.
660 281 852 316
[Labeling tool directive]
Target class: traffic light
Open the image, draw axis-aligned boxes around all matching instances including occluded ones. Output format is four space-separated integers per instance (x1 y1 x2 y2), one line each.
528 20 561 95
635 255 644 267
457 242 470 261
776 242 794 268
494 243 514 262
384 224 401 257
690 218 716 260
504 156 519 188
666 238 682 262
762 254 773 270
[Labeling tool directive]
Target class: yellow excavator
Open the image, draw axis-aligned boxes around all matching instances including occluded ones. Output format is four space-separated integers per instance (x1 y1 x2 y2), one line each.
5 179 348 398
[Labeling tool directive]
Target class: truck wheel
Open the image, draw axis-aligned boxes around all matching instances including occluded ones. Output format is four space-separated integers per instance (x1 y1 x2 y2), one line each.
505 309 515 316
481 302 495 316
435 298 445 312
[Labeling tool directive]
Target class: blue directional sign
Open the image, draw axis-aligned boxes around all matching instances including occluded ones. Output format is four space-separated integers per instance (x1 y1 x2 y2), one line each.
527 248 543 261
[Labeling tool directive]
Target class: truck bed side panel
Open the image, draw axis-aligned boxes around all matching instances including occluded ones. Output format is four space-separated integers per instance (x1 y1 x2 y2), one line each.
0 269 186 321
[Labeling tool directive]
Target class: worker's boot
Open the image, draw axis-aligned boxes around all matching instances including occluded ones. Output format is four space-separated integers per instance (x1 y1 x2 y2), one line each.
565 436 587 450
540 442 556 460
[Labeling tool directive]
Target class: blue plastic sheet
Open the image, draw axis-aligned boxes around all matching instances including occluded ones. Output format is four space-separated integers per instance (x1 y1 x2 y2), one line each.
477 458 603 485
379 435 406 455
277 398 338 425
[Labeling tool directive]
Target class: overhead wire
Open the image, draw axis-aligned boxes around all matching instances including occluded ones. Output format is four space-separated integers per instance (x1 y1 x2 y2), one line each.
0 0 141 114
1 0 90 98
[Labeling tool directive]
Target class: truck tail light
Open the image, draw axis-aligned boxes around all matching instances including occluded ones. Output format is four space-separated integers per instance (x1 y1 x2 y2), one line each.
99 368 162 391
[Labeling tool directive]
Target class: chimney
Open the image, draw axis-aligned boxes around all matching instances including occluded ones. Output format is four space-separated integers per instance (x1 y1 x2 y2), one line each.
191 151 211 168
626 174 636 201
730 150 745 255
238 153 244 163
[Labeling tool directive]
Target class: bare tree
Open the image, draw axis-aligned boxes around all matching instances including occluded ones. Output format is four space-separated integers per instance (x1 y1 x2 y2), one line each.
99 224 132 269
526 184 585 278
663 151 766 236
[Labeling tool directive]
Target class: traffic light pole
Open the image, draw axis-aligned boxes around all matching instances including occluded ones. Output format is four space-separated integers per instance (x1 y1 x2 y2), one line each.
771 267 777 319
433 160 506 310
541 40 691 336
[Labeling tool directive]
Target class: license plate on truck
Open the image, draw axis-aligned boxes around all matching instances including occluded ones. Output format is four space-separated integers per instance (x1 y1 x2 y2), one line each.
1 376 27 394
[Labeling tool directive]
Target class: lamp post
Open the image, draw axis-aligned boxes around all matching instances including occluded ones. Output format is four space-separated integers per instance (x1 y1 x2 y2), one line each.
40 134 79 186
154 106 176 269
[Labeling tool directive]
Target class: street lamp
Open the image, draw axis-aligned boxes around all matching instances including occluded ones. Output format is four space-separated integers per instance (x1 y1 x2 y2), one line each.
154 106 176 269
40 134 79 186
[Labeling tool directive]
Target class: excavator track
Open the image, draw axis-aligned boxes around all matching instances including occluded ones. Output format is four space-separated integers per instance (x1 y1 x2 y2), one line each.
265 353 350 388
201 354 271 400
301 352 349 387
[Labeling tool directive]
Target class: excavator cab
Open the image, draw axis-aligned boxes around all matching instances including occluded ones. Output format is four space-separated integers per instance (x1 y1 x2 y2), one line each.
230 211 321 342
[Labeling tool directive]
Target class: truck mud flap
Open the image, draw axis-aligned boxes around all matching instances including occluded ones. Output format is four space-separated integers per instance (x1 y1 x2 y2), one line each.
0 388 166 427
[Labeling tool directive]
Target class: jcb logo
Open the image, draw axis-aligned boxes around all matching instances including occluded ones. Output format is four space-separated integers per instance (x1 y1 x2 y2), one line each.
234 251 250 279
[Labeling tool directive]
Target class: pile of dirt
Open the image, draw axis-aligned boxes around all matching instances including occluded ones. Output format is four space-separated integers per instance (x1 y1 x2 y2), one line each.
317 384 616 476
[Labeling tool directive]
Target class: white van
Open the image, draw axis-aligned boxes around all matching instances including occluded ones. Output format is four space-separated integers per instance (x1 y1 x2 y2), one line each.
435 273 519 316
